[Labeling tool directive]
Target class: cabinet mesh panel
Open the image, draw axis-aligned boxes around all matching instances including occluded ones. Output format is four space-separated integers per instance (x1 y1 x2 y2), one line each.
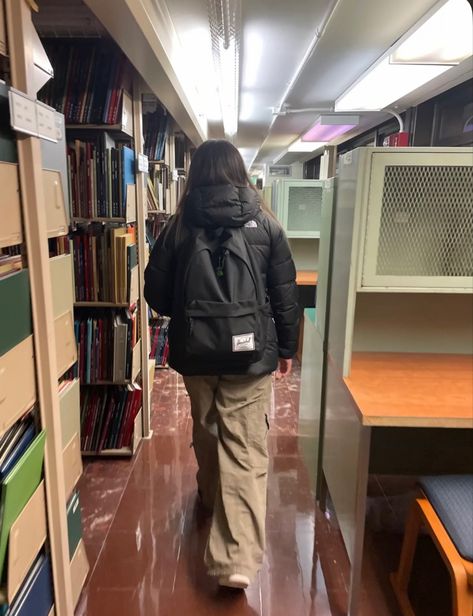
287 186 322 232
376 165 473 277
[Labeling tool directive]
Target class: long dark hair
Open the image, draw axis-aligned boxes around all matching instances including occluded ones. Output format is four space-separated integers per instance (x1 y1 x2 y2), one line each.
174 139 275 234
176 139 254 215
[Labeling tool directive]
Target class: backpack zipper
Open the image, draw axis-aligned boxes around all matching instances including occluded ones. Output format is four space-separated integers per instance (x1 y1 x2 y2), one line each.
215 249 229 278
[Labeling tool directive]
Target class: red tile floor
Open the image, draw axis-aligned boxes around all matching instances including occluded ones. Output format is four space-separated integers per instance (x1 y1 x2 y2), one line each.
75 364 450 616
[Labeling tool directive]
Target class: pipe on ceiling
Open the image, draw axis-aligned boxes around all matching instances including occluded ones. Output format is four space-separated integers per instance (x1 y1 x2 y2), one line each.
251 0 343 167
273 0 343 115
272 105 334 115
273 105 404 132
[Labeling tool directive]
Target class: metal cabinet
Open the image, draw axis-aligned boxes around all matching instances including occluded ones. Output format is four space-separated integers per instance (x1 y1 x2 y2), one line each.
271 179 325 238
342 147 473 292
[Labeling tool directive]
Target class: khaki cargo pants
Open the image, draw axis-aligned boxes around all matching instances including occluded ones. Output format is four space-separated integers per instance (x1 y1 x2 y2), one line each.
183 373 272 580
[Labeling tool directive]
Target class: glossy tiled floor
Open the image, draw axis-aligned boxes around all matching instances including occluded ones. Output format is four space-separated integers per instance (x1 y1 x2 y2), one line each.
75 366 449 616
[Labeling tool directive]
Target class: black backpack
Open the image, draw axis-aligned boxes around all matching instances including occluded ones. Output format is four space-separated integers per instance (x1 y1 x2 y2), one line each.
171 222 270 367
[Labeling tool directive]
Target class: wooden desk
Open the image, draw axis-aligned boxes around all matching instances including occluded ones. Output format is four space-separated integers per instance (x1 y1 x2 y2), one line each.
345 353 473 428
296 270 318 286
322 352 473 615
296 271 318 362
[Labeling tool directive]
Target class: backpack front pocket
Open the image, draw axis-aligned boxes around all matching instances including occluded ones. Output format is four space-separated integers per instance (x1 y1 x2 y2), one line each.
185 300 268 362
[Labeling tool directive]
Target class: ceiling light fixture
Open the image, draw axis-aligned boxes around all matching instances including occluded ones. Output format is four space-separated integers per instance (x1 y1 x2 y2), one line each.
302 114 359 142
287 139 326 152
208 0 241 138
335 0 473 112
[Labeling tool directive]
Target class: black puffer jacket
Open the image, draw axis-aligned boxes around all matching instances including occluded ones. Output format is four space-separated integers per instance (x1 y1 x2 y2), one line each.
144 184 299 376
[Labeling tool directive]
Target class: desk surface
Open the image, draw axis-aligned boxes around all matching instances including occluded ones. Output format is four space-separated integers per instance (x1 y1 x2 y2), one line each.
344 353 473 429
296 271 318 286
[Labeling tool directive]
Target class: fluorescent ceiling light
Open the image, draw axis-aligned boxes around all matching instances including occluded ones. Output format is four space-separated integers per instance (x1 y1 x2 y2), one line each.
239 92 254 122
335 60 449 111
392 0 473 65
288 139 326 152
218 38 239 137
208 0 241 138
242 30 264 88
178 27 221 124
302 115 359 142
335 0 473 112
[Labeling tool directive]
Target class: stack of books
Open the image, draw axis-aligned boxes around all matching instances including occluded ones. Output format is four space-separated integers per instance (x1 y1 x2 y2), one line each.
145 213 169 249
176 169 187 203
75 307 138 384
80 385 142 452
68 137 135 219
149 161 169 191
0 254 22 280
72 225 137 304
147 177 160 212
0 553 53 615
48 236 70 258
143 106 168 161
0 421 46 606
38 40 128 125
149 318 169 367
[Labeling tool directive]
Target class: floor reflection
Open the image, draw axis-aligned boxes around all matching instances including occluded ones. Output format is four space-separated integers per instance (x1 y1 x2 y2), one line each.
76 367 446 615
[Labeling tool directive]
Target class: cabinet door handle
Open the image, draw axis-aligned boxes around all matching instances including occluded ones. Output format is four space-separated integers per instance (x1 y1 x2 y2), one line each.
54 179 61 210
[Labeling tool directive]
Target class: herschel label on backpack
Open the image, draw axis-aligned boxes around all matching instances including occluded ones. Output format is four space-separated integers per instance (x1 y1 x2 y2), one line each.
232 333 255 352
172 224 269 366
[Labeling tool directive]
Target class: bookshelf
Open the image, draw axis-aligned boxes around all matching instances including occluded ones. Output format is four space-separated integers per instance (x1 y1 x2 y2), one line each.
2 1 76 614
2 0 202 612
74 301 130 308
36 33 148 460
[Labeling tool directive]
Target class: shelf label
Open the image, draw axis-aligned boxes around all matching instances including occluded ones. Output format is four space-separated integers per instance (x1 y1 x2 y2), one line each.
137 153 149 173
36 101 57 142
9 89 38 137
9 89 58 142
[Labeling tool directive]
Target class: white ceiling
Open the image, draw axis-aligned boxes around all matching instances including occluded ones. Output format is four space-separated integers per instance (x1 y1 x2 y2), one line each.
162 0 472 170
35 0 473 169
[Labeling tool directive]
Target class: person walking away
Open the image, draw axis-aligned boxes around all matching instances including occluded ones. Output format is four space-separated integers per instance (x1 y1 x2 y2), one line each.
144 139 299 590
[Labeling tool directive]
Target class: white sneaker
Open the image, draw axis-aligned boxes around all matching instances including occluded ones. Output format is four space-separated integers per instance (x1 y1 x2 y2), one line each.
218 573 250 589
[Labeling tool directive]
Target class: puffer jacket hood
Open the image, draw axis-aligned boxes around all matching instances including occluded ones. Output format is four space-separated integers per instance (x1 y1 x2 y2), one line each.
183 184 261 228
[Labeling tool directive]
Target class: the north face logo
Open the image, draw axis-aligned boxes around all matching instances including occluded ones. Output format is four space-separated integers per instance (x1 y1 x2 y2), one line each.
244 220 257 228
232 333 255 352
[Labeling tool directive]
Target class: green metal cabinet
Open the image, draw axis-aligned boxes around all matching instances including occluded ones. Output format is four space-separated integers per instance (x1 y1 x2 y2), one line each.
271 179 325 238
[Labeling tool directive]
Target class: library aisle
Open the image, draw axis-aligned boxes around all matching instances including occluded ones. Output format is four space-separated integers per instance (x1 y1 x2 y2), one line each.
74 365 448 616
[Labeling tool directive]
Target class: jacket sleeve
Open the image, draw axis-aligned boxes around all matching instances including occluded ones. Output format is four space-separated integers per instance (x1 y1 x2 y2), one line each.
144 218 177 317
266 220 300 358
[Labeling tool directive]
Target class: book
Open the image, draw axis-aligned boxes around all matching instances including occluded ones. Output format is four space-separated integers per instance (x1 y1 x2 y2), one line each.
0 419 31 470
66 492 83 561
0 255 22 280
0 431 46 578
8 553 53 616
79 386 142 452
72 226 138 304
0 269 32 357
39 40 128 126
112 313 128 383
0 422 36 482
120 146 135 217
149 317 170 365
117 235 134 304
143 105 168 160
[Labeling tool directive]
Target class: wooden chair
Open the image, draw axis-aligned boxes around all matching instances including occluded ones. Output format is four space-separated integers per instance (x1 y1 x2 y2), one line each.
391 475 473 616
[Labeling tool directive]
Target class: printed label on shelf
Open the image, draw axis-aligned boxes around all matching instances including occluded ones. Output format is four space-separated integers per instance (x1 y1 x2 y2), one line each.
9 89 37 137
36 101 57 142
138 153 149 173
8 89 58 142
